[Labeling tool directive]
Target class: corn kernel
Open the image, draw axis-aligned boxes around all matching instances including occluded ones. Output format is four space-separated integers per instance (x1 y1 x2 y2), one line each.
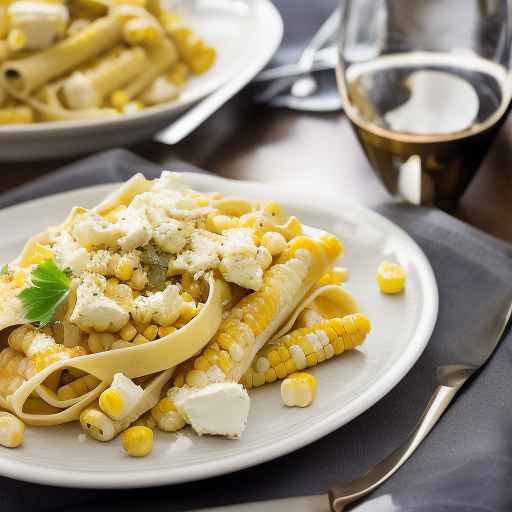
306 353 318 367
7 29 26 51
281 372 316 408
252 372 266 387
110 90 129 110
115 257 135 281
0 412 24 448
142 325 158 341
120 323 137 342
133 334 149 345
158 325 177 338
99 388 124 419
194 356 211 372
265 368 277 383
377 261 406 294
122 426 153 457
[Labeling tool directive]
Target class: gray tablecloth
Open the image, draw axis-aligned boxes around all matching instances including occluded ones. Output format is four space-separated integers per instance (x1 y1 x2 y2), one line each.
1 149 511 512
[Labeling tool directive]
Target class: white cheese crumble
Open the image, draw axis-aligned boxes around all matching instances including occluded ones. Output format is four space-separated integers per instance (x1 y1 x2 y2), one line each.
70 273 129 332
108 373 144 420
8 1 68 50
170 383 250 439
131 284 183 326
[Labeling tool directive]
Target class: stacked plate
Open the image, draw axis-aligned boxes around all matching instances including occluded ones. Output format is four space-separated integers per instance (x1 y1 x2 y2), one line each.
0 0 283 161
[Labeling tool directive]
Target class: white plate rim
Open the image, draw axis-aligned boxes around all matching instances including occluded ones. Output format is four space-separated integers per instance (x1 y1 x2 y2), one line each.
0 0 283 136
0 174 438 488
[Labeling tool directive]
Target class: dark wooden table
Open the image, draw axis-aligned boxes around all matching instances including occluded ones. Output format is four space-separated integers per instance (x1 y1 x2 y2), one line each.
1 97 511 242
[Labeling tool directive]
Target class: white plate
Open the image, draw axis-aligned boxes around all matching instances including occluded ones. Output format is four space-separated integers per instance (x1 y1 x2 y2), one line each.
0 0 283 161
0 174 438 488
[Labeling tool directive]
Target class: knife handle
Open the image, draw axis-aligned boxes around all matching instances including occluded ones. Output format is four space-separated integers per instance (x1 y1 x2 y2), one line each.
328 366 472 512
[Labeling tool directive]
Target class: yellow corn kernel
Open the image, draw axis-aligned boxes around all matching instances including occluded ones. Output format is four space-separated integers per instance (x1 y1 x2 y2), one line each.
167 61 189 85
318 267 348 286
7 29 26 51
265 368 277 383
281 372 316 408
158 325 177 338
88 332 115 353
142 325 158 341
129 268 148 291
188 45 216 74
133 334 149 345
193 356 211 372
0 106 34 125
110 89 129 110
151 397 186 432
179 302 197 323
0 412 24 448
99 388 124 419
252 372 266 387
120 323 137 342
377 261 406 294
122 426 153 457
12 271 25 288
319 234 344 260
115 257 135 281
19 244 54 268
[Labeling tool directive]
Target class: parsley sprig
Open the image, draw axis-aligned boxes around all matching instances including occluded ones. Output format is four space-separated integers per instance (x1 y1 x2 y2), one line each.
19 259 70 327
0 264 8 275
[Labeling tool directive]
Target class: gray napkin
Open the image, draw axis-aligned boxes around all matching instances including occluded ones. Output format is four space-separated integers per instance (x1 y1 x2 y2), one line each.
1 149 511 512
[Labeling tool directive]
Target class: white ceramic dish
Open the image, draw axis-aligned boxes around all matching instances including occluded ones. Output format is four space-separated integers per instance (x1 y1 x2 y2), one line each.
0 174 438 488
0 0 283 161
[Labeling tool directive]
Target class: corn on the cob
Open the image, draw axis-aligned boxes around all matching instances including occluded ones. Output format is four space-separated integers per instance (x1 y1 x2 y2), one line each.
122 425 153 457
171 235 342 389
377 261 406 294
240 314 370 390
0 412 24 448
281 372 316 407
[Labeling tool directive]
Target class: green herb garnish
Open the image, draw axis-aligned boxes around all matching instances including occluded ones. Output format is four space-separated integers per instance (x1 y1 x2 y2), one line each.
19 259 70 327
0 264 8 275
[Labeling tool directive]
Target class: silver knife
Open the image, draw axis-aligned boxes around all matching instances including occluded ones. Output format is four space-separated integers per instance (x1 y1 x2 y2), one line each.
329 298 512 511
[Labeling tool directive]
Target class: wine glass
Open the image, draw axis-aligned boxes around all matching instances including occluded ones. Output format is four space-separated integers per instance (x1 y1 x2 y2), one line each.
337 0 512 210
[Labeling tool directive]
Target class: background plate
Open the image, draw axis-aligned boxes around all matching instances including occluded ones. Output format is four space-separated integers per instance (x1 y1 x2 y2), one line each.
0 0 283 160
0 174 438 488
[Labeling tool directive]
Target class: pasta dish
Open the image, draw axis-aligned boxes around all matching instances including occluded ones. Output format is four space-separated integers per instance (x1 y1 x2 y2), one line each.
0 0 216 124
0 172 371 455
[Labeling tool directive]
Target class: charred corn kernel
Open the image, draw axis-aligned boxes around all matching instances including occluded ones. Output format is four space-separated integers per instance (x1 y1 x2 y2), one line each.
19 244 53 268
318 267 348 286
7 29 26 51
57 374 99 400
167 61 189 85
120 323 137 342
242 314 370 389
142 325 158 341
261 231 287 256
281 373 316 408
122 426 153 457
115 257 135 281
0 412 24 448
110 89 129 110
88 332 115 353
151 397 186 432
133 334 149 345
158 325 177 338
377 261 406 294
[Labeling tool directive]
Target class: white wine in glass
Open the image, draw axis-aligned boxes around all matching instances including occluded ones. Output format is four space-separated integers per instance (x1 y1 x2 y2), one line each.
337 0 512 210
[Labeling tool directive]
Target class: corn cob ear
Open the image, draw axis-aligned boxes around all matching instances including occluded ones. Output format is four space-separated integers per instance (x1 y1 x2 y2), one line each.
172 234 343 389
241 314 371 390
